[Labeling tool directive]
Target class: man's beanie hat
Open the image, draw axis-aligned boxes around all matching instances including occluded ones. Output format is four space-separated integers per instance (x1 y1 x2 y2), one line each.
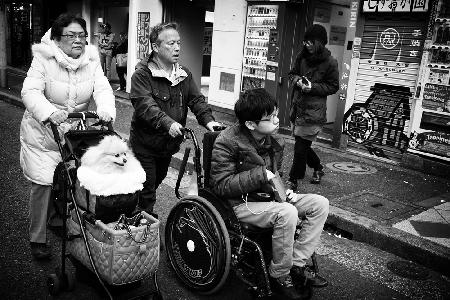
304 24 328 45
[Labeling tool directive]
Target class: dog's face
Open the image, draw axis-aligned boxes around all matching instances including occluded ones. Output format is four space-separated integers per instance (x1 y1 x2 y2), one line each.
82 135 131 173
100 136 129 169
106 150 128 167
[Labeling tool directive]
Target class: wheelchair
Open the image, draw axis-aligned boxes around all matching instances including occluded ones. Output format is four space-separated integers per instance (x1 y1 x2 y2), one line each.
165 128 320 298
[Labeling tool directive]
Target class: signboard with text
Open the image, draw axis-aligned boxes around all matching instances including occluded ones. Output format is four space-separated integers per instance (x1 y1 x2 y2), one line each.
137 12 151 60
363 0 429 12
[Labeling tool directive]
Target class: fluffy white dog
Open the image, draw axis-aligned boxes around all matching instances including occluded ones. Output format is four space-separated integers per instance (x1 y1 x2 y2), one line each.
77 135 146 196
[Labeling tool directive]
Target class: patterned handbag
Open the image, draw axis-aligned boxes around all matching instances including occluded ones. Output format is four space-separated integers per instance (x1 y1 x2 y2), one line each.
67 210 160 285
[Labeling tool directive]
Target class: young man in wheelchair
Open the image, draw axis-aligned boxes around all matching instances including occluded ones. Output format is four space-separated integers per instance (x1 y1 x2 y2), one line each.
210 88 329 300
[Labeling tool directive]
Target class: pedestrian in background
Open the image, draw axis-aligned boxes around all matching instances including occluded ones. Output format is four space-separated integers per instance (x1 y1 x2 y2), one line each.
129 22 221 214
286 24 339 190
20 13 115 259
113 32 128 91
98 23 115 80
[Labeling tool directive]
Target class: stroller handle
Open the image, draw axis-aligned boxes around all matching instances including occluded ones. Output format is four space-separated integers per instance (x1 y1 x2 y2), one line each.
48 111 113 144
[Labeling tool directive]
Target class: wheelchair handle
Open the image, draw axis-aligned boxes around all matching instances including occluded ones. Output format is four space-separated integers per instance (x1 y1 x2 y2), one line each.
177 126 227 195
180 127 203 188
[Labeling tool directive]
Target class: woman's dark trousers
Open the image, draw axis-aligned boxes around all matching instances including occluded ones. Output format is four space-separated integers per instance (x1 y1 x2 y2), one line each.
289 136 322 181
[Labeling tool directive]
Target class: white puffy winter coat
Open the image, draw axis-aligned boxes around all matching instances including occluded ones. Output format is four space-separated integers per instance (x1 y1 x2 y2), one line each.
20 30 116 185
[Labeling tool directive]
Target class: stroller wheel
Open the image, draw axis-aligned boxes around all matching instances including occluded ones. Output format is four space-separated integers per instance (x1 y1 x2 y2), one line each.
47 273 61 295
65 270 76 291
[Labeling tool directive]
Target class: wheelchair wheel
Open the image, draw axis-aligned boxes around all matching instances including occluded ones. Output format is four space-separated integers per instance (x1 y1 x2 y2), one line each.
165 195 231 294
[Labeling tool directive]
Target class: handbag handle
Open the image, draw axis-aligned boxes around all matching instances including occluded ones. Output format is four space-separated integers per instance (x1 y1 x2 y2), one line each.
114 213 150 244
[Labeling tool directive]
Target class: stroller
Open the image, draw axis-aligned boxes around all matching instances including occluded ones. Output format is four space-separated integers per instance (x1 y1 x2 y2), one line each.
47 112 162 300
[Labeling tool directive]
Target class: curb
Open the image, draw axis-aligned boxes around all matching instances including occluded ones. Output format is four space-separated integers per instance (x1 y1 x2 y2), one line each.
326 206 450 277
0 90 23 109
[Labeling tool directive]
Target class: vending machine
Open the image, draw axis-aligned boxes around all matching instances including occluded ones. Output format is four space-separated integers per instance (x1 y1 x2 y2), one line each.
241 0 309 128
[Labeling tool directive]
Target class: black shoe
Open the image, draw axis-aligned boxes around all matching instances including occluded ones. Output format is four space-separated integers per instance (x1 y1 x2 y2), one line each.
30 242 52 260
270 274 304 300
291 265 328 288
285 180 298 191
310 170 325 184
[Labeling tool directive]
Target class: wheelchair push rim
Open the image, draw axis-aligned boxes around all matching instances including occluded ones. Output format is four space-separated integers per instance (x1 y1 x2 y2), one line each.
165 196 231 294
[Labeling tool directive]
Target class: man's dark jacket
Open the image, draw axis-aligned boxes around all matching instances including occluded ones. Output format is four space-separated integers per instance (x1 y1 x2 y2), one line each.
210 125 284 207
129 55 214 157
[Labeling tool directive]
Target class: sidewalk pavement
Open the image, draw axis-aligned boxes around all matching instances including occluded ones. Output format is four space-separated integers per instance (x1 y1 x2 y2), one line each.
2 85 449 277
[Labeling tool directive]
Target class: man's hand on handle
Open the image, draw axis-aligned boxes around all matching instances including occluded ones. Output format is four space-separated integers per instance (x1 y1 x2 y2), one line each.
169 122 184 137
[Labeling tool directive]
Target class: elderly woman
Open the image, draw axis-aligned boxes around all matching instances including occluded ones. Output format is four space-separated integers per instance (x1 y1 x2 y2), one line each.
20 13 116 259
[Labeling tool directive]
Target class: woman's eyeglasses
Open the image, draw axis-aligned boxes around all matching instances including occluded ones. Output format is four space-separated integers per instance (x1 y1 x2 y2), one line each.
303 40 314 46
61 33 88 41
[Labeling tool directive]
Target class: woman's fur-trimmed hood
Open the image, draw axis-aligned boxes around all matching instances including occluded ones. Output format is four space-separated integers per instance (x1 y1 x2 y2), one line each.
31 29 100 70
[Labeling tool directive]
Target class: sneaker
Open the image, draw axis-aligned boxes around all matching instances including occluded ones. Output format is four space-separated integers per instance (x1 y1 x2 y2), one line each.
310 170 325 184
30 242 52 260
291 265 328 288
270 274 303 299
285 180 298 191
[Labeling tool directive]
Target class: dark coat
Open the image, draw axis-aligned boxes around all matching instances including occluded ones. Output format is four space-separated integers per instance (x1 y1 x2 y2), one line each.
210 125 284 207
129 55 215 157
289 48 339 127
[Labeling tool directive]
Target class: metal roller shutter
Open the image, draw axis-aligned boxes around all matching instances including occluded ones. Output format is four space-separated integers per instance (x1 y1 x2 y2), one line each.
354 14 427 104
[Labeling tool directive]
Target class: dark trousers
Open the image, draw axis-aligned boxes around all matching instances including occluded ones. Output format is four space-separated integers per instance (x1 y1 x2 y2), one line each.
116 66 126 90
289 136 322 181
135 153 172 213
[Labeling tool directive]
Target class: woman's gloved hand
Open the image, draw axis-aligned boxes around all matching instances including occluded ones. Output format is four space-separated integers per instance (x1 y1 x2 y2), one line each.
97 111 112 122
48 110 68 125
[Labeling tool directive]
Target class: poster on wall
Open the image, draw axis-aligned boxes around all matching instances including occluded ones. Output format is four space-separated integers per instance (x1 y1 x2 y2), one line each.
219 72 235 92
422 83 450 112
203 27 213 55
329 26 347 46
314 6 331 23
137 12 151 60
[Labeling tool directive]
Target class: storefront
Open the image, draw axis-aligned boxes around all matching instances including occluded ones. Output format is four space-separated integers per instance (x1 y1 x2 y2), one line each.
343 0 431 159
208 0 356 143
408 0 450 162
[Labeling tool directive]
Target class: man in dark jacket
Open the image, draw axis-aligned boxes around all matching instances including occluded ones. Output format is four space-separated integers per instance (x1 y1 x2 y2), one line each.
287 24 339 189
130 22 220 213
210 88 329 300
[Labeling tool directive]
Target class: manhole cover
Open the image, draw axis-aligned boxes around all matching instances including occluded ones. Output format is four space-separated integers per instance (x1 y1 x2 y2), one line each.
326 162 377 174
386 260 430 280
